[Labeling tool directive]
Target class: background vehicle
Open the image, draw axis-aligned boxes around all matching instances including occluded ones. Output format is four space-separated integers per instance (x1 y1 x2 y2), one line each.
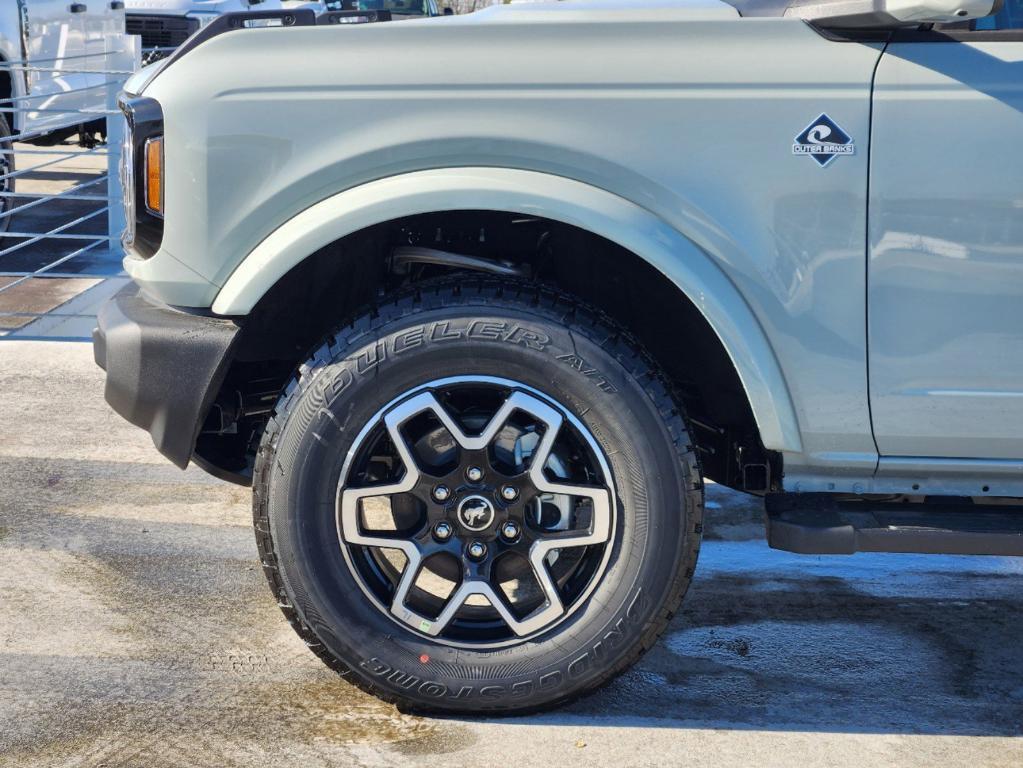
281 1 328 12
125 0 283 62
323 0 447 17
0 0 126 232
96 0 1023 714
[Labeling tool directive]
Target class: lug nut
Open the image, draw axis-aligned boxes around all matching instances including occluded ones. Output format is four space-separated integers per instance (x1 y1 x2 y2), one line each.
500 521 520 541
433 522 453 541
432 485 451 502
466 466 484 483
500 485 518 501
467 541 487 560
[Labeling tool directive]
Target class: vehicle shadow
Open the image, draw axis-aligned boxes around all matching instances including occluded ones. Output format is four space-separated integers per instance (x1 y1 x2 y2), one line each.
505 541 1023 736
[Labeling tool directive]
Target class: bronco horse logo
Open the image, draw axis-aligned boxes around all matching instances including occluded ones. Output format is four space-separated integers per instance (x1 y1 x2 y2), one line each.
458 496 495 531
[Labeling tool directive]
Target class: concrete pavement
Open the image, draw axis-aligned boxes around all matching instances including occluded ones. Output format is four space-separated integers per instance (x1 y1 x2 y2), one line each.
1 341 1021 767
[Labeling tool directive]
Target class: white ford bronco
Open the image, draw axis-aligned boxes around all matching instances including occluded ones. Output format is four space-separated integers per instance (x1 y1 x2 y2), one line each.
95 0 1023 713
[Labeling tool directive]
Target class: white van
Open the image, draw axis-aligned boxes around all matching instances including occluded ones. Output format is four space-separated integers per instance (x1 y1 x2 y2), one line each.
0 1 128 231
0 1 124 141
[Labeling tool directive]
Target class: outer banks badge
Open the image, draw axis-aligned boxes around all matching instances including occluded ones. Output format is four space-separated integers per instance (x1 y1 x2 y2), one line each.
793 114 854 167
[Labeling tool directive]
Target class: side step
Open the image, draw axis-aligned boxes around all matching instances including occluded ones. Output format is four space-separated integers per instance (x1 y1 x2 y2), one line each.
765 493 1023 556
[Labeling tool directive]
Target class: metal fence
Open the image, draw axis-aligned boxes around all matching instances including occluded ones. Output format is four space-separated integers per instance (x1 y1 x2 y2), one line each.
0 36 140 335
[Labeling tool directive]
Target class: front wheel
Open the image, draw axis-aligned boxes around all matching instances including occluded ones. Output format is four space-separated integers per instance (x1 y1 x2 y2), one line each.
253 280 703 714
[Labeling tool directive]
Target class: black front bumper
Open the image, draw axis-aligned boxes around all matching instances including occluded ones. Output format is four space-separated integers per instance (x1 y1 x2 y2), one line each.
93 285 239 469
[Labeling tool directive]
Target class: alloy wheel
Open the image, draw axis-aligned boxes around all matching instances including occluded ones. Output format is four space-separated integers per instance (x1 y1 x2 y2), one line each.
336 376 617 648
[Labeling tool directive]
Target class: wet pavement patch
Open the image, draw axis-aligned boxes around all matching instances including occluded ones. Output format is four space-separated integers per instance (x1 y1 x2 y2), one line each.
0 276 100 330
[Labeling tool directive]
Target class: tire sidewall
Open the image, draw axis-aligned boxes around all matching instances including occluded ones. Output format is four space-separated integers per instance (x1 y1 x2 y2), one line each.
0 114 13 235
263 294 696 711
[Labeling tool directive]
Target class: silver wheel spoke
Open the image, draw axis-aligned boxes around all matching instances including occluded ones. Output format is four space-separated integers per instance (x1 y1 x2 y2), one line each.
338 393 440 634
521 393 612 621
431 579 556 637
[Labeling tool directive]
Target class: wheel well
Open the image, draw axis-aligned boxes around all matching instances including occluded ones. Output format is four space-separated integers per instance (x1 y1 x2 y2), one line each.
198 211 778 492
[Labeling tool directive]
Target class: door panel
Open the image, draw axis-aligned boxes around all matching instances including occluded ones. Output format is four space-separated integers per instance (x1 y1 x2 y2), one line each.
869 38 1023 459
85 0 126 111
22 0 93 136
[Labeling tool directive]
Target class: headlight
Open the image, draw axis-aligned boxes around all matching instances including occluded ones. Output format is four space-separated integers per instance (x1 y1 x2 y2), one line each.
119 96 165 259
120 113 136 250
186 11 220 29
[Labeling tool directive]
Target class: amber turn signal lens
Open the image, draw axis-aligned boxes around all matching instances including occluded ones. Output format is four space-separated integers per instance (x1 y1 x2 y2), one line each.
145 137 163 216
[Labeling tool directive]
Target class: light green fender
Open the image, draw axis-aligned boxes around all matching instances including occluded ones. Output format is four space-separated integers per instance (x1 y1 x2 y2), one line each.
212 167 801 454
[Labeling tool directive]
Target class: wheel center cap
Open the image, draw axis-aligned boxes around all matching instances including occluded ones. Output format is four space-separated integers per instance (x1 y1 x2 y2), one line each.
457 495 496 532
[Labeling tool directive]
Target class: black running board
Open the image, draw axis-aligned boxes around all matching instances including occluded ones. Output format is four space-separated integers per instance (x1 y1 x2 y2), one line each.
766 494 1023 556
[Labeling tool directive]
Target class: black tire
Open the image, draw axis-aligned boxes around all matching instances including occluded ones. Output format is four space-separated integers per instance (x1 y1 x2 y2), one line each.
253 278 703 714
0 113 13 235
